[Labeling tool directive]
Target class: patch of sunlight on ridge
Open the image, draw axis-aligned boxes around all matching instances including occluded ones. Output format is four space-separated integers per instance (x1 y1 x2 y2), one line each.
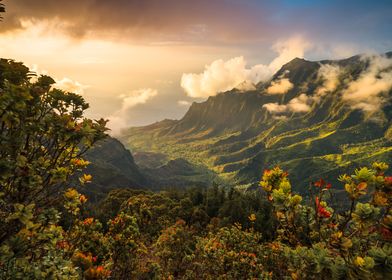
284 130 336 149
323 154 343 164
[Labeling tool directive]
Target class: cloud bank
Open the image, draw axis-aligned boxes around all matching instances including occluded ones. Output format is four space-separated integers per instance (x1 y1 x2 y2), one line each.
263 63 343 115
180 56 271 98
1 0 276 43
342 55 392 113
2 0 391 53
181 36 311 98
108 88 158 135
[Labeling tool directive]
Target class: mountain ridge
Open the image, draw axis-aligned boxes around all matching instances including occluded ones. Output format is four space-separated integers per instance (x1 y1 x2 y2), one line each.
120 52 392 193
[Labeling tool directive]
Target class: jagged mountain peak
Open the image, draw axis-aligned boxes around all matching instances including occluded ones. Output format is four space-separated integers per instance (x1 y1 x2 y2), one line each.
274 57 320 84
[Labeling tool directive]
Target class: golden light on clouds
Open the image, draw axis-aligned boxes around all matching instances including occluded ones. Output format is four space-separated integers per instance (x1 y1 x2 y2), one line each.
0 17 247 126
1 0 390 127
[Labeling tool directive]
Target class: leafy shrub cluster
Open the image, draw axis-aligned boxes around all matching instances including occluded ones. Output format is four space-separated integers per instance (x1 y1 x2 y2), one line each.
1 60 391 279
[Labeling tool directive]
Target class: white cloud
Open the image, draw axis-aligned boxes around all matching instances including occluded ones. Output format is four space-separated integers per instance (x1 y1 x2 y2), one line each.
181 36 311 98
266 78 293 94
287 94 312 112
178 100 191 106
107 88 158 135
316 64 342 96
262 103 287 114
54 77 89 95
118 88 158 109
27 64 88 95
263 93 312 114
106 115 127 136
180 56 271 98
268 36 313 73
342 54 392 113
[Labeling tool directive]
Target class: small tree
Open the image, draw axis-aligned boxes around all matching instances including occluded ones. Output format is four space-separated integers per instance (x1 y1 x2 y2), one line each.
0 59 108 278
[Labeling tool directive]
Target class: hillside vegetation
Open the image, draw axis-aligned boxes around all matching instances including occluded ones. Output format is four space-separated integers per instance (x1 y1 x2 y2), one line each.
122 53 392 193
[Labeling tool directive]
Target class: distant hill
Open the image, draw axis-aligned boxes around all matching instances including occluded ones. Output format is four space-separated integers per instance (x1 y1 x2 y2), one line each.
81 137 147 200
83 138 213 196
119 52 392 194
141 157 217 189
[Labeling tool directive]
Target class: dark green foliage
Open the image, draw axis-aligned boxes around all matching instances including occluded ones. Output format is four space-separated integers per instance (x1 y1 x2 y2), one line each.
0 59 30 86
93 185 272 239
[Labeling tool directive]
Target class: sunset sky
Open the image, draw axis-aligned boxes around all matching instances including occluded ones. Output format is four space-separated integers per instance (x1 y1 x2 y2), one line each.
1 0 391 133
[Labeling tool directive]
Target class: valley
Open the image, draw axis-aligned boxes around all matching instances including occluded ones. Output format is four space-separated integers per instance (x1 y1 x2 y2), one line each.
120 53 392 193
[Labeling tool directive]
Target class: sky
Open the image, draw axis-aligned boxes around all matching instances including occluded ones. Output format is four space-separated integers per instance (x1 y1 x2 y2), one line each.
0 0 391 133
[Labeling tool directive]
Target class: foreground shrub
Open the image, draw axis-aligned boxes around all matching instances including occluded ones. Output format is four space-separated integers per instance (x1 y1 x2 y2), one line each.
256 163 392 279
0 60 107 278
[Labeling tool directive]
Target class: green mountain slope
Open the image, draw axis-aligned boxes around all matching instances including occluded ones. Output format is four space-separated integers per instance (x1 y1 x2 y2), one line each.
81 137 147 200
120 53 392 193
84 137 213 193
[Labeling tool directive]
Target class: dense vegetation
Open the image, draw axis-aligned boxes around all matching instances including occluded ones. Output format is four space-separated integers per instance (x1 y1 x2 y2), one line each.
1 60 391 279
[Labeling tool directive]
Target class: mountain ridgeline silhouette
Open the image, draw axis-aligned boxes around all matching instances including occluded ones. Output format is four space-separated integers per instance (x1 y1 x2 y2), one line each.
120 52 392 193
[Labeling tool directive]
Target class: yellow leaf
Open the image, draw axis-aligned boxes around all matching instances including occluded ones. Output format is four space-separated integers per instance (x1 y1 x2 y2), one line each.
291 272 298 280
332 231 343 239
64 188 78 200
354 256 365 267
344 183 353 194
81 174 92 183
248 213 256 222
